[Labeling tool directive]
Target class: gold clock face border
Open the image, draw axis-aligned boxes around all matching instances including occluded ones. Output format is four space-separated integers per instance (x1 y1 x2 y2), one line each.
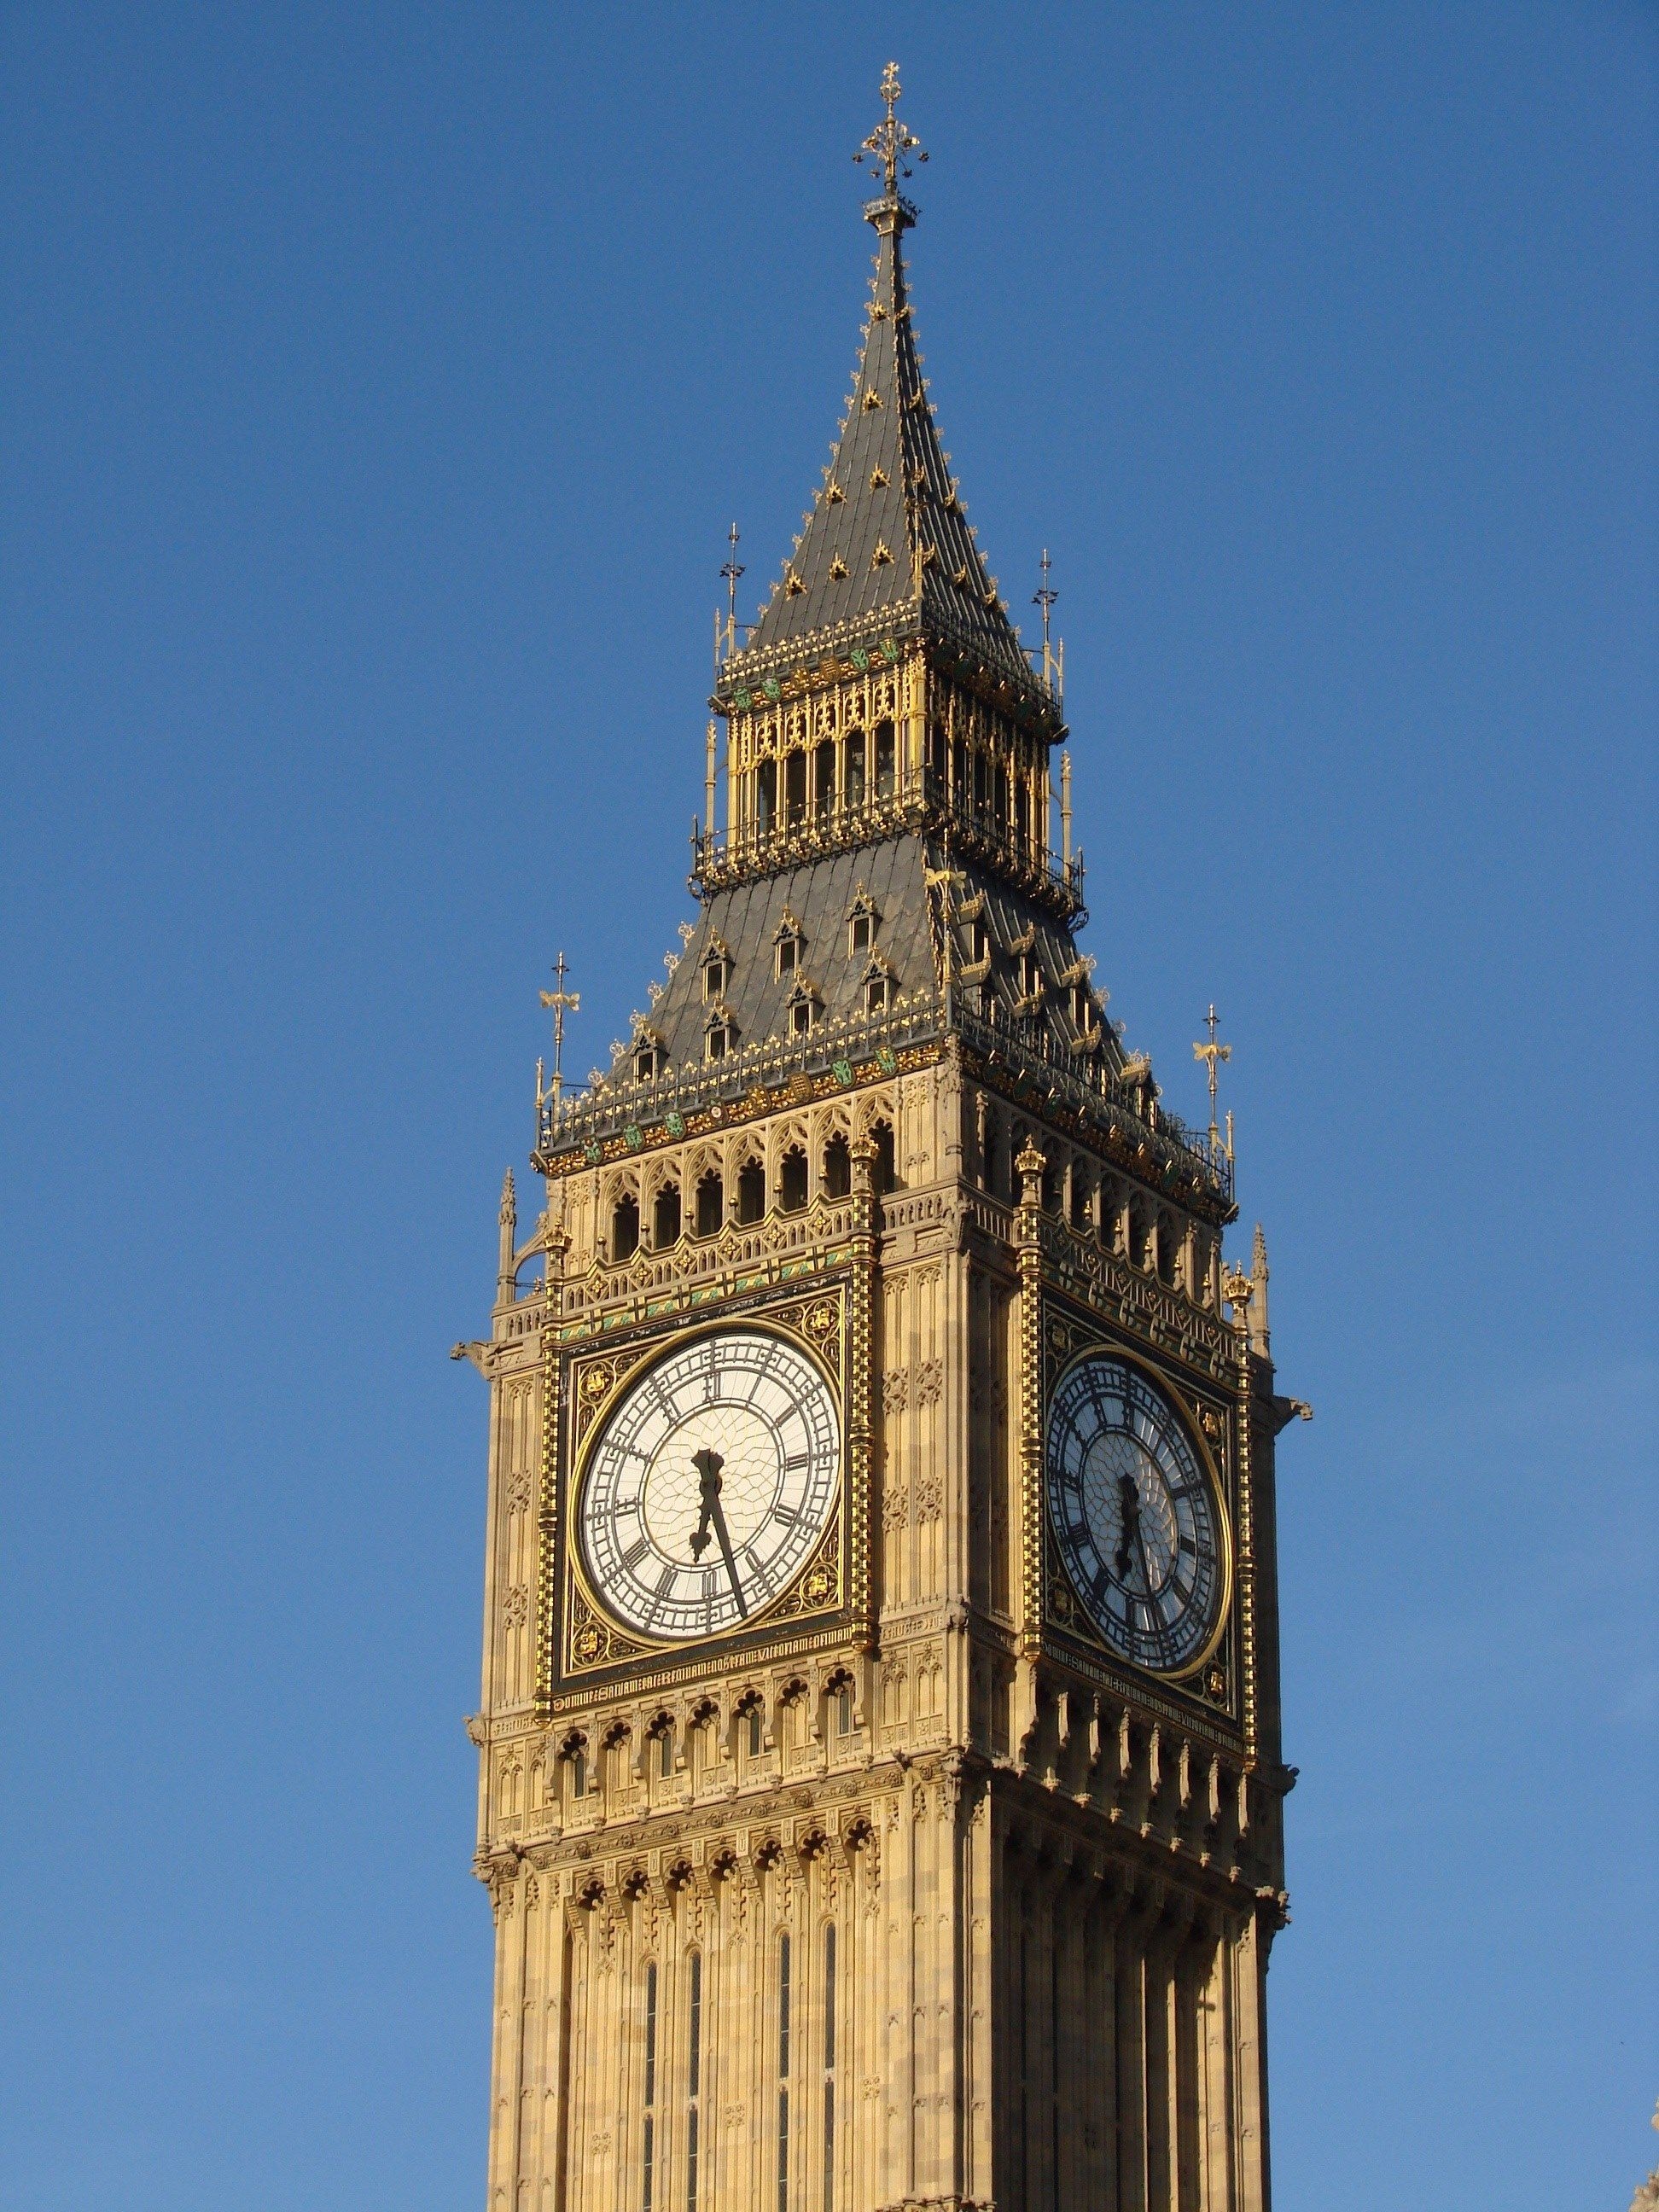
1043 1334 1235 1685
561 1305 848 1675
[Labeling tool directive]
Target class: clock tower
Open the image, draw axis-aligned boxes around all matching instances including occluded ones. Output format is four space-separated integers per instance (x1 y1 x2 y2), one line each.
460 67 1301 2212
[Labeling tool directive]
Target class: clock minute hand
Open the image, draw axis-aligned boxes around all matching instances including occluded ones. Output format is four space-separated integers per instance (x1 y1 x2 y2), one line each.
690 1447 748 1618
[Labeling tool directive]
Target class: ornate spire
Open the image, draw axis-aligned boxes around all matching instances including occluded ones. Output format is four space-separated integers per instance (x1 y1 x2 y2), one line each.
724 65 1039 700
854 61 928 215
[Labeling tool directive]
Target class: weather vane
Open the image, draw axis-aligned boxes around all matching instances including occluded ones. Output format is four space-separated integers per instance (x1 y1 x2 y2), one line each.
1193 1003 1231 1156
855 61 928 198
538 952 580 1121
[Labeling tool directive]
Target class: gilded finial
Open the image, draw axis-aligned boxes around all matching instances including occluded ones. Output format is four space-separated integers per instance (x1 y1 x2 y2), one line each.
538 952 580 1123
1193 1004 1231 1157
855 61 928 206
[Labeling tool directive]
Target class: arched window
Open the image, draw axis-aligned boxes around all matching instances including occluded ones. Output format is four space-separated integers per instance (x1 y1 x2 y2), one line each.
611 1193 640 1261
736 1159 766 1225
747 1702 764 1759
813 739 836 817
695 1170 724 1238
870 1121 897 1195
779 1147 808 1213
821 1133 852 1200
776 1933 793 2212
874 719 895 797
568 1743 587 1801
843 730 866 809
834 1681 853 1736
643 1960 659 2212
784 748 806 828
686 1949 703 2212
756 758 777 833
653 1184 683 1249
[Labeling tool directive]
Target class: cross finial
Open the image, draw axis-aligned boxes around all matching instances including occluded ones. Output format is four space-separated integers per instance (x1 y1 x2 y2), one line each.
856 61 928 201
538 952 580 1121
1192 1003 1231 1154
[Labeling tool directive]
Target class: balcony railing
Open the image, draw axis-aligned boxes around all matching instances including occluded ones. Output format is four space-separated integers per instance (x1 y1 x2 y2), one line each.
690 768 1086 923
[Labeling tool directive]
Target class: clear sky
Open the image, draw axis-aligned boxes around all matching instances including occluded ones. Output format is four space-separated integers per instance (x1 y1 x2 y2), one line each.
2 5 1654 2208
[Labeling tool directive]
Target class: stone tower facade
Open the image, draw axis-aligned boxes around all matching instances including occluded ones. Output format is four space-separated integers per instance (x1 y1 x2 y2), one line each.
460 69 1300 2212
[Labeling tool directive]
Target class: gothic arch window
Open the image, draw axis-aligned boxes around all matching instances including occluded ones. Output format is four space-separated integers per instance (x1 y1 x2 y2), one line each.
701 943 731 999
821 1132 852 1200
635 1037 664 1082
611 1191 640 1261
874 718 895 796
813 739 835 817
652 1181 683 1249
756 757 777 834
864 969 893 1016
843 728 866 809
704 1009 736 1062
847 892 878 956
779 1144 808 1213
694 1168 724 1238
564 1738 589 1802
736 1157 766 1225
784 748 806 828
868 1118 897 1195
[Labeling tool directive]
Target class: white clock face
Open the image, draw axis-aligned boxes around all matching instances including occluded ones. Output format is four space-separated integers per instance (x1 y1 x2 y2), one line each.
1045 1353 1225 1674
578 1328 841 1644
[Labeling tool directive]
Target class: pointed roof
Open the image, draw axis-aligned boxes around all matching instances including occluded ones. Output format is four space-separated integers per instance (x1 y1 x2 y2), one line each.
724 79 1036 699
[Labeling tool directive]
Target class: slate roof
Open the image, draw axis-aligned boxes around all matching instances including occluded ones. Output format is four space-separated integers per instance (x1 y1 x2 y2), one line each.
633 837 1120 1078
730 200 1032 690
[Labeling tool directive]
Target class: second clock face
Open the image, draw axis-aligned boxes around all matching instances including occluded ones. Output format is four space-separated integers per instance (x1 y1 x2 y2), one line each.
578 1328 841 1644
1045 1352 1225 1674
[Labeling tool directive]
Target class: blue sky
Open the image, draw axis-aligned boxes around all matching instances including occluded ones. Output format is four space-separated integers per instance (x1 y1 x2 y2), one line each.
2 5 1654 2208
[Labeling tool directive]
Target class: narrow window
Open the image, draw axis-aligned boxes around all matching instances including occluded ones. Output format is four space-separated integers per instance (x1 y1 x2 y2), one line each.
643 1960 658 2212
835 1684 853 1736
995 762 1010 826
821 1134 852 1200
569 1746 587 1800
658 1727 673 1778
874 718 895 797
748 1704 763 1759
864 974 889 1016
952 736 968 807
653 1185 682 1250
844 730 866 809
736 1159 766 1225
849 908 872 954
686 1950 703 2212
757 758 777 832
784 749 806 827
611 1193 639 1261
969 918 988 966
776 934 798 977
702 955 728 1000
790 997 815 1037
705 1020 729 1062
695 1172 724 1238
870 1122 897 1195
814 739 835 817
1068 1170 1090 1233
823 1924 838 2212
779 1149 808 1213
777 1934 792 2212
635 1043 659 1082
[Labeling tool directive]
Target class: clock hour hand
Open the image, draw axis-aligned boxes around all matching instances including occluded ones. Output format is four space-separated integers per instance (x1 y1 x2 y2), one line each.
1114 1471 1142 1583
690 1447 748 1617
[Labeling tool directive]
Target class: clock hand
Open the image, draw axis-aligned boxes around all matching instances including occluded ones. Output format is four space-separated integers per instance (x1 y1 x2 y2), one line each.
689 1447 722 1559
689 1448 748 1617
1114 1471 1140 1582
707 1491 748 1619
